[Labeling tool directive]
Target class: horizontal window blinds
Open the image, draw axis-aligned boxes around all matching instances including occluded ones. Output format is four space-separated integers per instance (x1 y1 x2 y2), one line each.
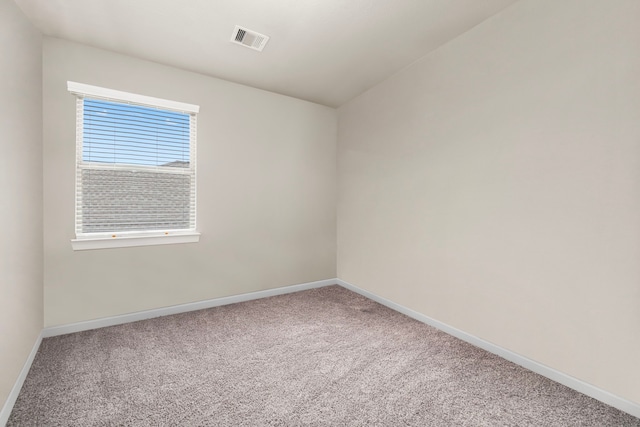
74 94 197 235
83 99 191 167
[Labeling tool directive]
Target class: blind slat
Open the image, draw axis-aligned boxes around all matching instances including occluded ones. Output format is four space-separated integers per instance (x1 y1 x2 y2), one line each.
84 120 190 139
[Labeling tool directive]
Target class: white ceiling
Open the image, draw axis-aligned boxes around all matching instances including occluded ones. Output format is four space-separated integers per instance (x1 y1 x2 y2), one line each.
14 0 518 107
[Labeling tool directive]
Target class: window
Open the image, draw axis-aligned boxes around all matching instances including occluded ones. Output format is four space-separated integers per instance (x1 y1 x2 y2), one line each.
68 82 200 250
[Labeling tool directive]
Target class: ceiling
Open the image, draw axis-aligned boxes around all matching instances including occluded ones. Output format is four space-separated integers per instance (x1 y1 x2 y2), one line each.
14 0 518 107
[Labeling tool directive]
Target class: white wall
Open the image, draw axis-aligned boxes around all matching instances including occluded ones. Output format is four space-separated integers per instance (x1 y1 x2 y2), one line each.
338 0 640 405
43 38 337 327
0 0 43 411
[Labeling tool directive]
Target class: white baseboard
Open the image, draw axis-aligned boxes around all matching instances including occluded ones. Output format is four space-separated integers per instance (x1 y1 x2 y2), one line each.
43 278 336 338
0 331 43 426
336 279 640 419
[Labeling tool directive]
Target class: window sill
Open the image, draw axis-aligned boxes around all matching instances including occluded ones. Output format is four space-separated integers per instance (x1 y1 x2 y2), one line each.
71 232 200 251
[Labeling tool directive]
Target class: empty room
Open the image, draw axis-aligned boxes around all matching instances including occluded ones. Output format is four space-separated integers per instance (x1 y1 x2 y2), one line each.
1 0 639 425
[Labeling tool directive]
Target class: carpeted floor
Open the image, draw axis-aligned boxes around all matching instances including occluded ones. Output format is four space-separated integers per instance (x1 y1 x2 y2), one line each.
8 285 640 426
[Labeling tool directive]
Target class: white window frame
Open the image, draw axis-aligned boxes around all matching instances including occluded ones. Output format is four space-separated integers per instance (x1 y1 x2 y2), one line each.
68 82 201 250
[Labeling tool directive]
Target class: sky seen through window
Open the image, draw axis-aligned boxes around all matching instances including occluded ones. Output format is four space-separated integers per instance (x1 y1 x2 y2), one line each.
82 98 191 168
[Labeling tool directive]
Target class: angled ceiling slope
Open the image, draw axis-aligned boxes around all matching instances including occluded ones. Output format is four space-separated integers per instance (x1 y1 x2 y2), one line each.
14 0 518 107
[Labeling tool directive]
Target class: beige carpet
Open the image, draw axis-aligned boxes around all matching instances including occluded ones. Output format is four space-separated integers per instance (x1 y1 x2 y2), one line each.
8 285 640 426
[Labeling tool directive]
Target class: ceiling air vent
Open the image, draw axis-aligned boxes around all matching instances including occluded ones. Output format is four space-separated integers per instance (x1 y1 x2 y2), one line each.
230 25 270 52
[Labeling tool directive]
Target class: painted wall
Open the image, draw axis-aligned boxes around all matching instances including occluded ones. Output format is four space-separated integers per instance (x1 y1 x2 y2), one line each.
0 0 43 411
338 0 640 405
43 38 337 327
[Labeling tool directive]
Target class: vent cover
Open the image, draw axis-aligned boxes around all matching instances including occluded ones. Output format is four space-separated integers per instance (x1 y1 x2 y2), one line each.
230 25 270 52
